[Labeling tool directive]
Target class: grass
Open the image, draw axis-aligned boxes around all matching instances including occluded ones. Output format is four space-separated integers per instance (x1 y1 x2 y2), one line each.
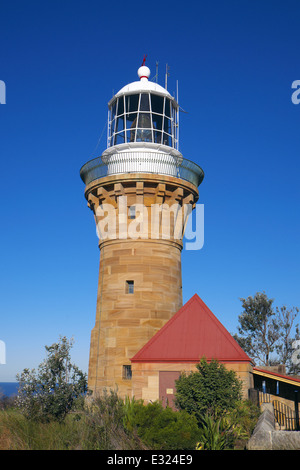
0 410 85 450
0 397 146 450
0 394 260 450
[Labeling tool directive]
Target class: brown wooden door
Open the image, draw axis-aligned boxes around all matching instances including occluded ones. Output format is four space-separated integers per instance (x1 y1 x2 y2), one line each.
159 371 180 409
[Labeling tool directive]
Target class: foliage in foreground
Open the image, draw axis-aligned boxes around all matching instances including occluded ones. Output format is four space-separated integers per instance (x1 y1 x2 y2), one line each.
196 413 234 450
173 358 260 450
0 391 143 450
16 336 87 422
195 400 260 450
2 338 260 450
123 398 200 450
175 357 243 422
0 389 260 450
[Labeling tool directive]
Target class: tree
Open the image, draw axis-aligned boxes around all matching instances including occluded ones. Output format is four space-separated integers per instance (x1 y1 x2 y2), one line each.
175 358 242 422
275 305 300 373
16 336 87 421
233 292 278 366
234 292 300 371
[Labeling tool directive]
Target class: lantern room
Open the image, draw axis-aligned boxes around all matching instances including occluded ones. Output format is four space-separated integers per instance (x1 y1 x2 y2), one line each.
107 65 179 150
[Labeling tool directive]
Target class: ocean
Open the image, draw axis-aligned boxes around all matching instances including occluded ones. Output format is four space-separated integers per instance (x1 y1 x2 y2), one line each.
0 382 19 397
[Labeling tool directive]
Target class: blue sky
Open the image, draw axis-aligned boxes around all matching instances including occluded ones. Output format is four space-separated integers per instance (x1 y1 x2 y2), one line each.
1 0 300 381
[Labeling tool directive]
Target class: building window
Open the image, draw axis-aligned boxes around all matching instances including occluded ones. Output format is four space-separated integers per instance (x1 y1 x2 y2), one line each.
129 206 136 219
123 365 132 380
126 280 134 294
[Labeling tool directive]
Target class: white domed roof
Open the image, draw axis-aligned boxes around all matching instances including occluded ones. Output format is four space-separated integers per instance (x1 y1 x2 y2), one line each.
111 66 172 102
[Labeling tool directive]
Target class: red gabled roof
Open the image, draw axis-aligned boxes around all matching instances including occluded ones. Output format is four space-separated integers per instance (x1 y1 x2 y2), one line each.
131 294 253 364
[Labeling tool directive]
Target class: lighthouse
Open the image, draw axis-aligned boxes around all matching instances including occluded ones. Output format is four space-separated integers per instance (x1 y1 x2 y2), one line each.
80 61 204 398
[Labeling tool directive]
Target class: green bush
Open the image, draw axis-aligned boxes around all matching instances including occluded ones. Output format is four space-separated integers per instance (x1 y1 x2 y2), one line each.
16 337 87 422
124 400 200 450
223 400 261 449
195 400 260 450
196 413 234 450
175 357 242 422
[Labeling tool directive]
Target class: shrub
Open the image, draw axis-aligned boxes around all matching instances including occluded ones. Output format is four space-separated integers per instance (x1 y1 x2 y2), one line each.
124 400 200 450
196 413 235 450
223 400 261 449
0 392 16 411
175 357 242 422
83 389 141 450
195 400 261 450
16 336 87 422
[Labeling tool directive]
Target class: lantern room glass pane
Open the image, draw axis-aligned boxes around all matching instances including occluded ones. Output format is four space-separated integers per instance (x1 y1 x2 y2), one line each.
116 96 124 116
136 127 152 142
164 99 171 118
109 92 177 148
129 128 136 142
151 94 164 115
162 133 171 146
115 132 125 144
116 115 125 133
140 93 150 111
126 112 137 128
164 117 171 136
127 112 137 142
152 113 163 131
125 94 139 113
154 130 162 144
111 102 116 121
137 113 151 128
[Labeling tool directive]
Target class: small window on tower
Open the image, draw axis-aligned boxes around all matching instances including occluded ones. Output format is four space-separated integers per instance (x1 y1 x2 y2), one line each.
126 280 134 294
123 365 132 380
128 205 136 219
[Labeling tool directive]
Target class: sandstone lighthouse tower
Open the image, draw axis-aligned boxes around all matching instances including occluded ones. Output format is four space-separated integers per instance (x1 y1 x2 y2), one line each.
80 61 204 398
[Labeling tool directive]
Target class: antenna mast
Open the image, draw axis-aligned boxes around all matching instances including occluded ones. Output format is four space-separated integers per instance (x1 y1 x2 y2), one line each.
176 80 179 150
165 64 170 89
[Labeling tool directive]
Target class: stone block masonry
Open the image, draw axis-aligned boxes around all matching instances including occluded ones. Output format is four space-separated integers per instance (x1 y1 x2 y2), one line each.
247 403 300 450
85 173 199 398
